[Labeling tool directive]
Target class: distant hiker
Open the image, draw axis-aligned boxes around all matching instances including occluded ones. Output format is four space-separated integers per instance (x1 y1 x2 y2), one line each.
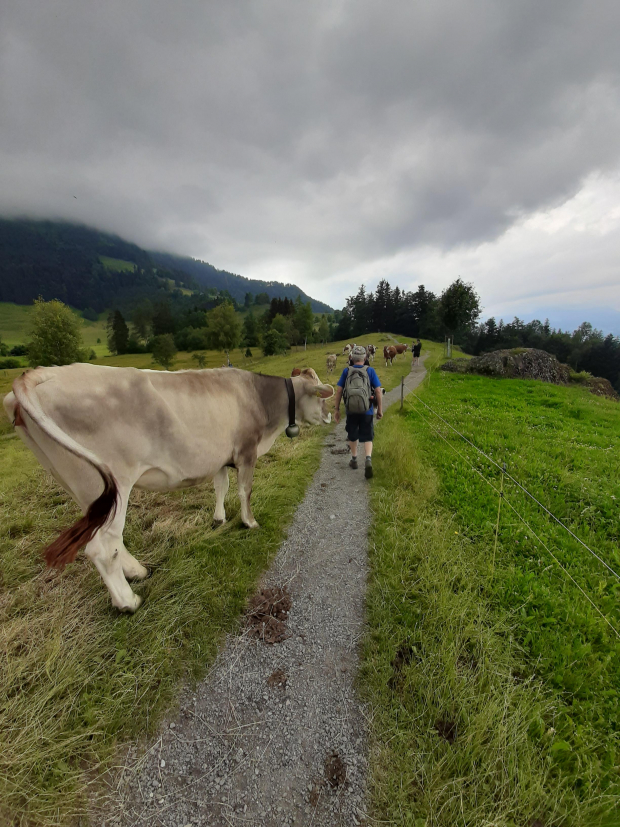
413 339 422 365
334 345 383 479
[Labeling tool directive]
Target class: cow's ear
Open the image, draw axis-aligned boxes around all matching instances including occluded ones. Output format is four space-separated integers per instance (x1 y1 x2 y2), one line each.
314 383 334 399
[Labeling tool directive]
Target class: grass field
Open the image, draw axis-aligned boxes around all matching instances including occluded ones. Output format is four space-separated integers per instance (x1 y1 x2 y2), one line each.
0 332 415 825
0 302 109 359
0 302 36 347
363 344 620 826
98 255 136 272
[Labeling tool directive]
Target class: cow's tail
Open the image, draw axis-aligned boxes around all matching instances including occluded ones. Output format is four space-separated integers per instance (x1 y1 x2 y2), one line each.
11 370 119 569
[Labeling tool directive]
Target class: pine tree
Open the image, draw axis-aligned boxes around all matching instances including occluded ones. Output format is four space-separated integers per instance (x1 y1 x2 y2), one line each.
243 311 260 346
108 310 129 355
318 315 330 343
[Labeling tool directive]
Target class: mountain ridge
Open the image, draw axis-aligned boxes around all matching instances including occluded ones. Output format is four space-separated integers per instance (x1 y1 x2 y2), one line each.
149 250 333 313
0 218 334 314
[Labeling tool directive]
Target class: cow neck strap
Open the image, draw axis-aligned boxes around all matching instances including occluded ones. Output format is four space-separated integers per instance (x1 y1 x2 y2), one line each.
284 378 299 438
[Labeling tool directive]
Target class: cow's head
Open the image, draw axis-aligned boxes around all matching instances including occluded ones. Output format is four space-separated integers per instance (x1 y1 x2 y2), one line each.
293 368 334 425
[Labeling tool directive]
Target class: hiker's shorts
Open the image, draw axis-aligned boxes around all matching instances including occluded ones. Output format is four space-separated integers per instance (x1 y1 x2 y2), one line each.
345 413 374 443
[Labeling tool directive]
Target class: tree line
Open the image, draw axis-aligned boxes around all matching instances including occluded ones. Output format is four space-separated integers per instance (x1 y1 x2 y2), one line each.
105 293 333 360
8 282 619 392
336 278 481 342
337 277 619 391
466 318 620 391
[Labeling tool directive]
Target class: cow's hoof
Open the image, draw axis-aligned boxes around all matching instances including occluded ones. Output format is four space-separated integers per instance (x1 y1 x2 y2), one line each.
125 563 150 581
117 594 143 613
212 518 227 528
243 520 260 530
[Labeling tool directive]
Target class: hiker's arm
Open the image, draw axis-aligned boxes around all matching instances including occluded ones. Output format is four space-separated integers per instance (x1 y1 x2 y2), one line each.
334 386 344 423
375 385 383 419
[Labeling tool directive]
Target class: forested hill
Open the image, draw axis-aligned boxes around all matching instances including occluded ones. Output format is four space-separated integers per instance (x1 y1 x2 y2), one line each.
0 219 333 313
150 252 333 313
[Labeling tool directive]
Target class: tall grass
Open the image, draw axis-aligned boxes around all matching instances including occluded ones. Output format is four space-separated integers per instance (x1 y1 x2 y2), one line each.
0 393 323 824
0 332 432 823
363 367 620 826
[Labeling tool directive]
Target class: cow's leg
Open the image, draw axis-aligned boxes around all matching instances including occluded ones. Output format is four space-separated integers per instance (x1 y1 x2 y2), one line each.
213 466 229 524
236 460 259 529
118 546 149 581
84 487 143 612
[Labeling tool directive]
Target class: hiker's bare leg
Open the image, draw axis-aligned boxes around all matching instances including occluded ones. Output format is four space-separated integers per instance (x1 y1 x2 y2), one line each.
364 440 373 458
348 439 359 458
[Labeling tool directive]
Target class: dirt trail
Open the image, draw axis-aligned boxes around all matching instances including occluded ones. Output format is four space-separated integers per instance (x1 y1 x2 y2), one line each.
93 356 427 827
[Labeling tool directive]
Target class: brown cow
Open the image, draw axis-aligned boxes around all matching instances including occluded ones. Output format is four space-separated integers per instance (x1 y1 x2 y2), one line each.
394 344 408 356
383 345 397 366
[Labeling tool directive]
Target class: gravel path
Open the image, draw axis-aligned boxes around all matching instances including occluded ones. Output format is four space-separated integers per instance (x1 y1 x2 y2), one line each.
93 357 426 827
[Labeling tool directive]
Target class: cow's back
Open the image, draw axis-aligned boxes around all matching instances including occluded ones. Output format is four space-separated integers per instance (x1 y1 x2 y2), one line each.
15 364 267 480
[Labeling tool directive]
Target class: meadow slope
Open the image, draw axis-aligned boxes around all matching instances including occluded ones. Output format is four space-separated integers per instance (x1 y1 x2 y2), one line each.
364 345 620 826
0 334 415 825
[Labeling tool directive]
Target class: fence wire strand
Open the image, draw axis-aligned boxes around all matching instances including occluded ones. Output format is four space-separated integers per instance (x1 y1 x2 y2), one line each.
406 394 620 640
403 382 620 584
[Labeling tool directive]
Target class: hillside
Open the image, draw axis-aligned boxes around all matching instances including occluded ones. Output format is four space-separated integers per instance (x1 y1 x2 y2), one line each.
150 251 334 313
0 218 334 315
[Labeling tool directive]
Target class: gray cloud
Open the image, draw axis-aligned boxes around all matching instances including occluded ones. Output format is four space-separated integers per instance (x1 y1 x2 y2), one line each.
1 0 620 314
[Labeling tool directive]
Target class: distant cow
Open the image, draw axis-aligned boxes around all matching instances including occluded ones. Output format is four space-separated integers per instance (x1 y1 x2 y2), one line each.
343 344 352 356
4 365 334 613
384 346 397 366
394 344 408 356
326 354 337 374
366 345 376 363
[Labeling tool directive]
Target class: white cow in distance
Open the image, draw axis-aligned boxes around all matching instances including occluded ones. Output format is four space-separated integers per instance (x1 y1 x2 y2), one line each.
326 354 338 374
4 364 334 613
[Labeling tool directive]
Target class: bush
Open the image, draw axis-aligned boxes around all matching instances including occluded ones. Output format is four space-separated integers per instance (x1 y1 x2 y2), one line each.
125 337 148 354
191 352 207 369
151 334 177 369
569 369 592 384
0 358 20 369
10 344 28 356
262 328 289 356
174 327 209 352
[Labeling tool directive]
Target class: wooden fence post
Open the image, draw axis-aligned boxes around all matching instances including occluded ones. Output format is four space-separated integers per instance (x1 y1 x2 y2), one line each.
400 376 404 410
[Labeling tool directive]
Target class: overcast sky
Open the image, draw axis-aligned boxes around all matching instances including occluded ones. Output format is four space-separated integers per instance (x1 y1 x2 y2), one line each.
1 0 620 331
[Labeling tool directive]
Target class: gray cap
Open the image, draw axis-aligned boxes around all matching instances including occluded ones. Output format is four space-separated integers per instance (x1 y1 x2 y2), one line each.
352 345 367 360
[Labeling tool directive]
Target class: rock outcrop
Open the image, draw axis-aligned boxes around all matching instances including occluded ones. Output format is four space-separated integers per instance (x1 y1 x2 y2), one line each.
442 348 572 384
441 348 620 401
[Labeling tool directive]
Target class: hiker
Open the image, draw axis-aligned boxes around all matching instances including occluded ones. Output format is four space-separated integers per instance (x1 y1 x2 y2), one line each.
413 339 422 365
334 345 383 479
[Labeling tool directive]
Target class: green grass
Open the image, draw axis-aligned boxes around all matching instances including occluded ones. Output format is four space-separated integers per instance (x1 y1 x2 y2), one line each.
90 333 418 392
0 405 324 826
0 331 415 825
0 302 35 347
363 352 620 826
98 255 136 272
0 302 109 359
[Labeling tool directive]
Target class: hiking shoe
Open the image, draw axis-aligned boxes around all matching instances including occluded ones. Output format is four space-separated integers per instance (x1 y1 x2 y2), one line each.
365 459 374 479
349 457 358 470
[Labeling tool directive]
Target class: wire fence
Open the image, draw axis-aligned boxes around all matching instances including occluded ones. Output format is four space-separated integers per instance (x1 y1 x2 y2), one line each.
399 373 620 640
